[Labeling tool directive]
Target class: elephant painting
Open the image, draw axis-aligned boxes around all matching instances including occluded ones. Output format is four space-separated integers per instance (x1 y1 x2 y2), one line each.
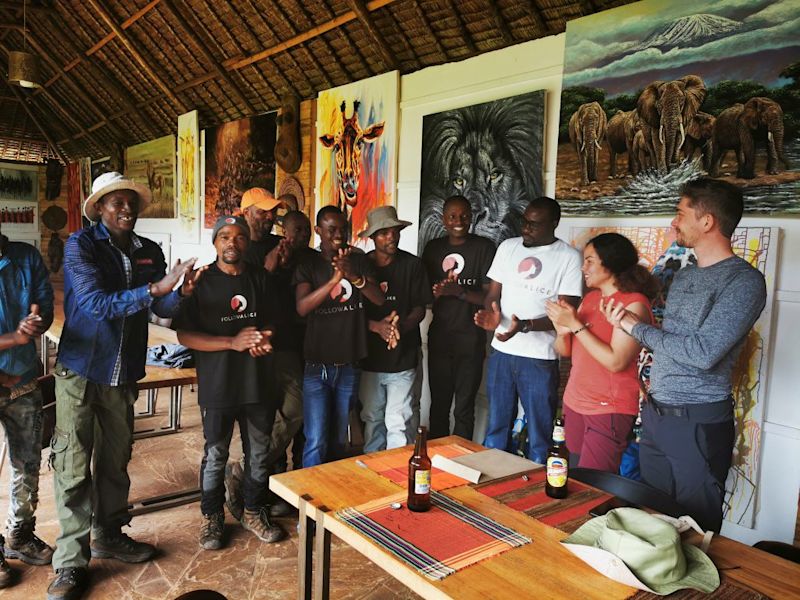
711 97 789 179
637 75 707 173
606 110 629 178
684 111 715 172
631 129 652 175
569 102 607 185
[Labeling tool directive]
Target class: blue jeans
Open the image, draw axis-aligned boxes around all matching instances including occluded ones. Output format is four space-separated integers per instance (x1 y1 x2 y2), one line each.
302 363 361 467
483 349 559 464
360 369 416 453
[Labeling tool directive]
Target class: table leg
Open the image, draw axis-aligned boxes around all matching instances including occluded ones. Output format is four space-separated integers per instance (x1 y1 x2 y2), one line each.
313 510 331 600
298 499 314 600
40 334 49 373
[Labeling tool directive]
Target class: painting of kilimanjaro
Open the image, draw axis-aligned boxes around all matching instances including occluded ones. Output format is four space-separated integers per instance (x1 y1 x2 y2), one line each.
556 0 800 216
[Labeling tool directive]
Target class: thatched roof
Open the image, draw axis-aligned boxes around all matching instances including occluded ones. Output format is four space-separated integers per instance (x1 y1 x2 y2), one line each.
0 0 635 164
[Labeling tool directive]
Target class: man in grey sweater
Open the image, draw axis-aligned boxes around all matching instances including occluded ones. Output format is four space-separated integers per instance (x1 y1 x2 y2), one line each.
604 178 766 532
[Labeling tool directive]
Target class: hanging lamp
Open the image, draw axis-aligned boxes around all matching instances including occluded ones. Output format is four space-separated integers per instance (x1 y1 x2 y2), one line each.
7 0 41 88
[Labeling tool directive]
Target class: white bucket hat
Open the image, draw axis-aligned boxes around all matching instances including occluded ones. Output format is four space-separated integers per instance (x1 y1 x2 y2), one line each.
83 171 152 222
561 508 719 596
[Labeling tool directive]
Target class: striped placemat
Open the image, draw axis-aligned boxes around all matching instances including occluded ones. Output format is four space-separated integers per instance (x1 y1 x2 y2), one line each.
337 490 530 580
474 467 614 533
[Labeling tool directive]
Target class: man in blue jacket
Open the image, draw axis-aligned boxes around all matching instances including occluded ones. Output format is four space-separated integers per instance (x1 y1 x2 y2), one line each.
47 172 199 600
0 223 54 589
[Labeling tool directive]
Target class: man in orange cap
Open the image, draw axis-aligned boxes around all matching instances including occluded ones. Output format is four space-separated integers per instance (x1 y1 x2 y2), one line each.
240 187 282 267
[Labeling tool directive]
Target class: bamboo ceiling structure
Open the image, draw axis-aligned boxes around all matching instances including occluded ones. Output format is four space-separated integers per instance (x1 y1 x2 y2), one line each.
0 0 634 164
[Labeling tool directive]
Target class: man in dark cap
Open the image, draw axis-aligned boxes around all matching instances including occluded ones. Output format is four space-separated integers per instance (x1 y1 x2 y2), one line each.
174 215 285 550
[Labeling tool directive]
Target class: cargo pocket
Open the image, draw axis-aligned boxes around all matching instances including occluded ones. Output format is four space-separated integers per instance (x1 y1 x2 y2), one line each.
48 427 69 472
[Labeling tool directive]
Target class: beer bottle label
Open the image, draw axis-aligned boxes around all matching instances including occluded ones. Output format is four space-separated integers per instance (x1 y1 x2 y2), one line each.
553 426 565 443
547 457 568 488
414 470 431 494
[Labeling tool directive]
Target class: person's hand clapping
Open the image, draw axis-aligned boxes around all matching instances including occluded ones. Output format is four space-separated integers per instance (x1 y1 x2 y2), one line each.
474 301 502 332
230 326 263 352
249 329 274 357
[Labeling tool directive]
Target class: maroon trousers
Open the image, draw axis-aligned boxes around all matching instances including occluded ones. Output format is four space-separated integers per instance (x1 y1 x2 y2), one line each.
563 404 635 473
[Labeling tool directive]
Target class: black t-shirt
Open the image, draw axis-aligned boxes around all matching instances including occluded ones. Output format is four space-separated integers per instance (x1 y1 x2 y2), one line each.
422 234 495 348
292 249 374 365
363 250 432 373
172 263 278 408
245 233 282 267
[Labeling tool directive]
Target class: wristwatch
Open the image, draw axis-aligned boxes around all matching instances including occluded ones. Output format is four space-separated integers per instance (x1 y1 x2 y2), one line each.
520 319 533 333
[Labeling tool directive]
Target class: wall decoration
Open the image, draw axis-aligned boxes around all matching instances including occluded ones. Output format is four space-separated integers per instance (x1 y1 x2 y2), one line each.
276 94 302 173
45 159 63 201
0 166 37 202
79 157 92 201
0 200 38 231
315 71 398 246
66 162 83 232
204 112 277 228
557 0 800 216
91 156 112 183
124 135 176 219
47 232 64 273
571 225 779 528
417 90 545 254
177 110 201 242
141 231 171 267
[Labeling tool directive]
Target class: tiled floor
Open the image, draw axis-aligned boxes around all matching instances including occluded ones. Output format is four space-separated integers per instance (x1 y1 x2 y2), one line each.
0 387 420 599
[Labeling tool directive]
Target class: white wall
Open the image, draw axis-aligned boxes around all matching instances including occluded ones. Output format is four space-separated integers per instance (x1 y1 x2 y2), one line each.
395 35 800 545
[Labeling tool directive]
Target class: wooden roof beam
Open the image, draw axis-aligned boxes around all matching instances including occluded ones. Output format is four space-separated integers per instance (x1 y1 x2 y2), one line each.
29 0 161 99
487 2 515 46
5 81 69 163
159 0 255 114
0 40 116 151
230 0 396 71
85 0 188 114
345 0 398 71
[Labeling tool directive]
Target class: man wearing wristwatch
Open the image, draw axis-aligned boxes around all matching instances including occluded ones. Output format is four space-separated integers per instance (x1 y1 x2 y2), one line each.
475 197 582 464
293 206 385 467
603 179 766 532
47 172 200 600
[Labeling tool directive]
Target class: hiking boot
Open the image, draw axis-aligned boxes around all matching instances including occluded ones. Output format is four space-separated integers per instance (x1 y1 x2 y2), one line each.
90 532 155 563
199 512 225 550
224 461 244 521
5 519 54 565
46 567 88 600
268 499 294 518
0 539 15 589
241 507 286 543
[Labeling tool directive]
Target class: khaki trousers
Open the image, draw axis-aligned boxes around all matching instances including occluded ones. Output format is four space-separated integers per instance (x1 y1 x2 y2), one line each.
50 363 136 569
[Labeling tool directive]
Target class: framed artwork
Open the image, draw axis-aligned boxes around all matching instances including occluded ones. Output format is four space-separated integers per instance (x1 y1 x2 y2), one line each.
204 112 277 228
0 165 38 203
315 71 399 246
124 135 176 219
177 110 201 242
556 0 800 217
571 225 779 528
417 90 545 253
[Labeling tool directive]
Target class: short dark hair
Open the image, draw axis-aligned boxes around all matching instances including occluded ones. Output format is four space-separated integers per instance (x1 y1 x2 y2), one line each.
679 178 743 238
316 205 343 226
527 196 561 223
283 210 309 227
443 195 471 212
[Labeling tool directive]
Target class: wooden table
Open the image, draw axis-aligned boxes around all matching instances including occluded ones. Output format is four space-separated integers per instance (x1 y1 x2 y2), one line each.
270 436 800 600
42 302 197 439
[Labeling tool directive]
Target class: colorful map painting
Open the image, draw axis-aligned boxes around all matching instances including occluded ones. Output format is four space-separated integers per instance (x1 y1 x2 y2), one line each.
571 226 778 528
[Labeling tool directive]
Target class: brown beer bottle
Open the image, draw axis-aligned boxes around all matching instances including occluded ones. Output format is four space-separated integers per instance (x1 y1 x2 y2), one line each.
407 426 432 512
545 417 569 499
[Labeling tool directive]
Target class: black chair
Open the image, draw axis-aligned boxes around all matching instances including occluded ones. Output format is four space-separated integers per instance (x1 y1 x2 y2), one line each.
571 467 689 519
753 540 800 564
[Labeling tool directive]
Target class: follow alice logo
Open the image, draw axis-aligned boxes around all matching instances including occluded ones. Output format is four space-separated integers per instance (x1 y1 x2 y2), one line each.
330 279 353 303
230 295 248 313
